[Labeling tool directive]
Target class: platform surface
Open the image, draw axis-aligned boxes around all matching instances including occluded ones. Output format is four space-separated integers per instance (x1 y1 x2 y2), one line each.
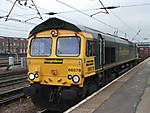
67 58 150 113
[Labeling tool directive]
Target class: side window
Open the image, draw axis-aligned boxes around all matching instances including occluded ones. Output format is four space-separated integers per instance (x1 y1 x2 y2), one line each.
86 40 95 57
105 47 115 64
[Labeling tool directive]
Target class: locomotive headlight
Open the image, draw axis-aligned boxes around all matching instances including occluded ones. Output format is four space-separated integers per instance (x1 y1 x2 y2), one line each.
68 75 72 80
51 30 58 37
72 75 80 83
28 73 35 80
35 74 39 78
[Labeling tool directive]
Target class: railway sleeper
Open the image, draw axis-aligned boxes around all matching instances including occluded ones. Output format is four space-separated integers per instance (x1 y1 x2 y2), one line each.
0 87 24 105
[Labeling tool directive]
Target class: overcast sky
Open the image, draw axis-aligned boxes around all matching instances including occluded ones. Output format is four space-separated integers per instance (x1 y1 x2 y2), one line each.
0 0 150 42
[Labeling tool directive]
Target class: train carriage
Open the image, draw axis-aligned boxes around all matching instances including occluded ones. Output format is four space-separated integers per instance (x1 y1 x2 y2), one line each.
24 18 138 110
137 43 150 59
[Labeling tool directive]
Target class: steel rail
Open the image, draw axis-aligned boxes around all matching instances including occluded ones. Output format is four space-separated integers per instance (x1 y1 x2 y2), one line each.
0 87 25 105
0 62 21 67
0 76 27 88
0 70 27 78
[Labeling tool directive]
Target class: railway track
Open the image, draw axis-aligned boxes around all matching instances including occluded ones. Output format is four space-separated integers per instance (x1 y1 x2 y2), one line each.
0 62 21 67
0 87 25 105
0 76 27 88
0 69 27 78
0 70 28 106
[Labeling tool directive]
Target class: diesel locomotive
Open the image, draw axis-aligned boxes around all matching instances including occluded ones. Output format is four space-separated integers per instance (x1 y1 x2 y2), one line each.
24 18 138 110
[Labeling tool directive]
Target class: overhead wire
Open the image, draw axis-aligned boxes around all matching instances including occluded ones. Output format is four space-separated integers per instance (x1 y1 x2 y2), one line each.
4 0 120 36
54 0 149 40
0 9 38 19
3 0 150 39
0 16 37 25
0 0 38 36
0 23 30 31
5 0 150 22
55 0 129 37
0 26 29 32
43 2 150 15
56 0 117 30
5 0 27 10
0 7 37 25
45 8 101 15
5 1 150 16
0 11 37 25
6 0 47 17
4 0 43 23
120 2 150 41
120 3 150 8
109 10 144 41
109 10 137 40
5 0 41 11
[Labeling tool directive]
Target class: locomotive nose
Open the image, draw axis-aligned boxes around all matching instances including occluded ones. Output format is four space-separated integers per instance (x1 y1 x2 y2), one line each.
51 69 57 75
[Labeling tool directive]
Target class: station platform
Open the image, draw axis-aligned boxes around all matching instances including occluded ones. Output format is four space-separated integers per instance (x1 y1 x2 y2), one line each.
65 58 150 113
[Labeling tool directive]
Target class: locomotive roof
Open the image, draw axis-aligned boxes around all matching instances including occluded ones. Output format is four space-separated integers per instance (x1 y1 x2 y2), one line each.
30 18 82 36
29 17 105 36
29 17 133 44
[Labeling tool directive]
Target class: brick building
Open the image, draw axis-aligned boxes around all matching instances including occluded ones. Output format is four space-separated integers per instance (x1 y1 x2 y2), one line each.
0 36 27 55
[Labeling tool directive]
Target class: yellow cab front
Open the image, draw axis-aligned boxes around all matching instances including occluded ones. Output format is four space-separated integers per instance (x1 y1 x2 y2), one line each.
27 30 86 87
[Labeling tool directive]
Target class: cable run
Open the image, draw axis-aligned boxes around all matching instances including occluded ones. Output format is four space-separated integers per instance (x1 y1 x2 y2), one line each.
56 0 117 30
121 3 150 8
109 10 144 40
0 23 30 30
47 2 150 15
56 0 129 38
0 26 29 32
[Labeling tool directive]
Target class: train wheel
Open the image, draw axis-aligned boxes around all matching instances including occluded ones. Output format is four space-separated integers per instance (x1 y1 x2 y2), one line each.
110 73 117 81
87 83 99 96
101 75 108 86
81 83 88 99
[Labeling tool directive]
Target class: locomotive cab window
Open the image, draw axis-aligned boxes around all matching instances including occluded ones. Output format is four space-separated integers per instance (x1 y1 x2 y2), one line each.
56 36 80 57
30 37 52 57
86 40 95 57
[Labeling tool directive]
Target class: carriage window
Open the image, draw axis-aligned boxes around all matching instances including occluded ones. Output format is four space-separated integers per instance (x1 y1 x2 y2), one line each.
56 36 80 57
30 38 52 57
86 40 95 57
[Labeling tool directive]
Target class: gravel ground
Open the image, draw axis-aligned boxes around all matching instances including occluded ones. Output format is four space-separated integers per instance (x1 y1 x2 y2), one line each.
0 97 40 113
